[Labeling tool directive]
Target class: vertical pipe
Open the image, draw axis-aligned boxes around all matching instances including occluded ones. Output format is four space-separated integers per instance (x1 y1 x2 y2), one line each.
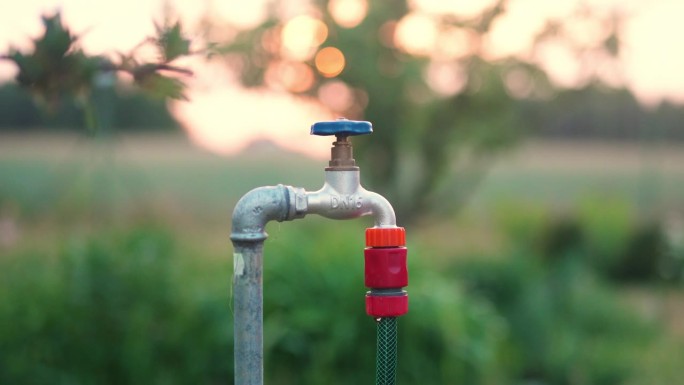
233 241 265 385
231 185 294 385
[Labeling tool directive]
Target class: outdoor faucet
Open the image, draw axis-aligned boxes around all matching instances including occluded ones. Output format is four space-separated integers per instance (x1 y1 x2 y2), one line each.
300 121 396 226
230 119 408 385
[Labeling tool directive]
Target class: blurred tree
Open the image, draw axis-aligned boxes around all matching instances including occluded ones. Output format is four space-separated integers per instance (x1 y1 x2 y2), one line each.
0 5 630 222
0 12 207 219
213 0 623 222
0 12 201 135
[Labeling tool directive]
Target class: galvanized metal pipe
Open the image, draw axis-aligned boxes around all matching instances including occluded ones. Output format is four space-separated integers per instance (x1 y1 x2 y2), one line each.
231 240 265 385
231 174 397 385
231 185 295 385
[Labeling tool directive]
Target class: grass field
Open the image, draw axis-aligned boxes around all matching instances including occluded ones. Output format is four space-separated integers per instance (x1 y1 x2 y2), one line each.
2 132 683 253
479 139 684 210
2 133 683 217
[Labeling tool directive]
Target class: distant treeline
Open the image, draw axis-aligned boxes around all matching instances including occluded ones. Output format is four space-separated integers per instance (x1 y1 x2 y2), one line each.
0 81 682 141
528 86 684 142
0 82 179 132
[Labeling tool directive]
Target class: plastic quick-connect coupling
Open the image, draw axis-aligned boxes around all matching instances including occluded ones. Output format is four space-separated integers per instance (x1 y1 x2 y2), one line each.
365 227 408 318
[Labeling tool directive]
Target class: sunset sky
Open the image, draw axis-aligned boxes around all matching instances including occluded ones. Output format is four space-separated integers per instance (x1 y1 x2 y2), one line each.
1 0 682 158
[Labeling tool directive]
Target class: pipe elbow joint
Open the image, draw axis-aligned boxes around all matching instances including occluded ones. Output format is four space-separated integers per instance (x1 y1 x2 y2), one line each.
230 172 397 243
230 184 301 242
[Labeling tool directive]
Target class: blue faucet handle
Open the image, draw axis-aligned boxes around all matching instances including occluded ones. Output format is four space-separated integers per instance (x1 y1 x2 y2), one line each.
311 118 373 136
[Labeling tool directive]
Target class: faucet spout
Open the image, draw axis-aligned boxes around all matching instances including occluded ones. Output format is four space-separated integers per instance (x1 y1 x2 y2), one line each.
362 190 396 228
302 169 396 227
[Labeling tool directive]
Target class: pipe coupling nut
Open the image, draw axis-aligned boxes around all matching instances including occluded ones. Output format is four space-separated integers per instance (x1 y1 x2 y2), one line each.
289 186 308 219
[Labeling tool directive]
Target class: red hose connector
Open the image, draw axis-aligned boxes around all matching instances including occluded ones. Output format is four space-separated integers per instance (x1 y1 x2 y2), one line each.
366 227 406 248
365 227 408 318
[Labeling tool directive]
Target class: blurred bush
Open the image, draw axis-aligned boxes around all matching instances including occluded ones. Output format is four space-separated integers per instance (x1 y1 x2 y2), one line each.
0 219 666 384
496 198 684 283
456 252 654 385
0 228 232 385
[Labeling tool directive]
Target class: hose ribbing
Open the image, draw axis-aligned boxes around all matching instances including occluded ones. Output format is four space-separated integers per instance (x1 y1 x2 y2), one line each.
376 317 399 385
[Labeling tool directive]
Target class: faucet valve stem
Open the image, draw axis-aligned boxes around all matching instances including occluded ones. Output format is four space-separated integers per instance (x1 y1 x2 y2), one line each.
310 118 373 170
329 135 356 168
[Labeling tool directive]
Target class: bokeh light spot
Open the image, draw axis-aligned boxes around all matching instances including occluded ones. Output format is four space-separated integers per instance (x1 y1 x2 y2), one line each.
435 27 475 60
265 60 315 93
503 68 534 99
410 0 498 19
260 27 281 54
328 0 368 28
318 80 354 111
394 12 438 56
378 21 398 48
315 47 346 77
424 61 467 96
281 15 328 61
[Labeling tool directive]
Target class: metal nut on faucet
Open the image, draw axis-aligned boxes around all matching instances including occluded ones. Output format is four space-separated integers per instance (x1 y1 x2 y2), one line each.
291 187 308 217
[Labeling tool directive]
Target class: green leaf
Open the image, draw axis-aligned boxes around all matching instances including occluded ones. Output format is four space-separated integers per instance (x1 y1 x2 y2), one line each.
35 13 77 61
156 21 190 62
134 72 187 100
6 12 94 107
8 51 41 87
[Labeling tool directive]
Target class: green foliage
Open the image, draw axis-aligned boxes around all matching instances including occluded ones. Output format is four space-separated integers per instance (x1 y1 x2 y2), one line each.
494 200 550 248
496 197 683 283
156 21 191 62
132 71 187 101
456 251 655 385
0 223 508 385
0 228 232 384
0 83 179 130
1 12 199 133
125 21 195 101
0 219 665 384
6 14 100 108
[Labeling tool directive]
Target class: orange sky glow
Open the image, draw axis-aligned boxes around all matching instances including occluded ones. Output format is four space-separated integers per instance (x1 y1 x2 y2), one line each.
1 0 683 158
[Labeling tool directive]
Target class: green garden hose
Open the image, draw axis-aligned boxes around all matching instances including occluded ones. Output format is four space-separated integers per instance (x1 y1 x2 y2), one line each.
376 317 399 385
365 227 407 385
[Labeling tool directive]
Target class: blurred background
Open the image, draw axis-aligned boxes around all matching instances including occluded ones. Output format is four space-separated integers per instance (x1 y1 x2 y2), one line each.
1 0 683 384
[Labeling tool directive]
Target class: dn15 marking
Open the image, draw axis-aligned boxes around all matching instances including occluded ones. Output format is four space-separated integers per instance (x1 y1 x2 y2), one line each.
330 195 363 209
